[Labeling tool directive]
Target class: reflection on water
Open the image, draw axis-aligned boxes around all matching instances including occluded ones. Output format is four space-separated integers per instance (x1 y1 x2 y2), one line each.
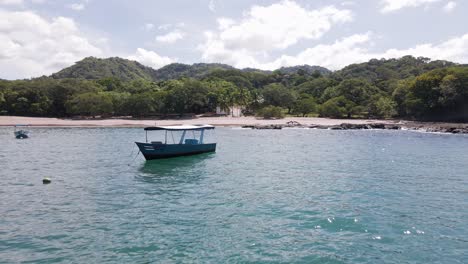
136 153 215 184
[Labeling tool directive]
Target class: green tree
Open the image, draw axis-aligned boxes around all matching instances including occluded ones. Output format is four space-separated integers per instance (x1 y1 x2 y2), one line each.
319 96 357 118
392 78 413 117
121 92 164 116
293 97 317 117
256 106 284 119
319 100 345 118
0 92 6 113
97 77 124 91
296 77 335 99
368 96 397 118
321 78 380 106
106 92 131 115
66 92 113 117
262 83 296 113
164 79 209 114
13 97 30 115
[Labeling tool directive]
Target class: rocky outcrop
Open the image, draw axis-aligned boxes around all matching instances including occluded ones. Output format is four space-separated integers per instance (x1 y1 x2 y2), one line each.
241 121 468 134
242 124 283 129
406 125 468 134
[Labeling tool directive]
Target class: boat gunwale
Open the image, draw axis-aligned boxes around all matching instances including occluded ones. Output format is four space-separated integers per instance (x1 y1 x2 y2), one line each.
143 125 215 131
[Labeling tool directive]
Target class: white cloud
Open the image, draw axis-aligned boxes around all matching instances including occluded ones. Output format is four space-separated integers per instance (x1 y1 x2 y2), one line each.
200 1 352 68
380 0 443 13
208 0 215 12
379 33 468 63
69 3 84 11
144 23 154 31
155 30 184 43
279 33 468 70
207 1 352 52
217 17 236 30
266 33 374 70
157 23 185 31
127 48 175 69
443 1 456 12
341 1 355 6
0 0 23 5
217 18 235 30
0 9 102 79
158 24 171 30
200 31 468 70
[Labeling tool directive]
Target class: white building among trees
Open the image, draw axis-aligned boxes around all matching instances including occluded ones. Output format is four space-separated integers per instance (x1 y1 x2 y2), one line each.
216 105 243 117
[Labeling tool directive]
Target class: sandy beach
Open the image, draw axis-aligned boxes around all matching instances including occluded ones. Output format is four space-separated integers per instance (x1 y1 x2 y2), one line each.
0 116 398 127
2 116 467 134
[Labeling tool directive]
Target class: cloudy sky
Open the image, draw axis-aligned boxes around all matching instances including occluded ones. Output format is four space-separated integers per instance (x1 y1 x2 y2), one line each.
0 0 467 79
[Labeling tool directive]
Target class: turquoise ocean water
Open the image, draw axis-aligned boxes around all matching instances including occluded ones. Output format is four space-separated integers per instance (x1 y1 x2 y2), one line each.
0 127 467 263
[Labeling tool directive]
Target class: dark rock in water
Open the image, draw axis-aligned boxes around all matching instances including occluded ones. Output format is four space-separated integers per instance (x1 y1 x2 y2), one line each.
445 127 456 133
244 124 283 129
263 125 282 129
338 123 353 129
42 178 51 184
340 123 369 130
368 123 386 129
243 122 467 134
285 121 302 127
384 124 401 130
444 127 467 134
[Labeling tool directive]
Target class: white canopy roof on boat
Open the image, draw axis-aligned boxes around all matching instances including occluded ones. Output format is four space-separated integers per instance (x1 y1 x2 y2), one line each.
144 125 215 131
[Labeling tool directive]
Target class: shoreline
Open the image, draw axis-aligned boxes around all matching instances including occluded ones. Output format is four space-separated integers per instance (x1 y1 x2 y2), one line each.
0 116 398 127
0 116 467 134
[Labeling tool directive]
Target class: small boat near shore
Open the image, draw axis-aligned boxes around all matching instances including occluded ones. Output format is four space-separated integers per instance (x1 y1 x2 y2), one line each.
14 125 30 139
135 125 217 160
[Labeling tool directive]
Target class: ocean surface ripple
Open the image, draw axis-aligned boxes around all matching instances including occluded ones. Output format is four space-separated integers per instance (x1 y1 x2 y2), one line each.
1 127 467 263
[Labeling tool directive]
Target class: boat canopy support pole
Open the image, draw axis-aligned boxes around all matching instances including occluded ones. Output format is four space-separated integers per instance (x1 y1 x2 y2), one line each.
146 131 148 143
165 131 167 144
179 130 186 144
200 129 205 144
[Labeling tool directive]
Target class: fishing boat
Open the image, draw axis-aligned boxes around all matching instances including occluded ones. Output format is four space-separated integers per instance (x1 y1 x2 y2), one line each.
14 125 30 139
135 125 217 160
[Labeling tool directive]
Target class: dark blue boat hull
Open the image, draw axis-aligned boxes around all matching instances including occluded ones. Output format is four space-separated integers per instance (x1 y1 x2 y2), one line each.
135 142 216 160
14 132 29 139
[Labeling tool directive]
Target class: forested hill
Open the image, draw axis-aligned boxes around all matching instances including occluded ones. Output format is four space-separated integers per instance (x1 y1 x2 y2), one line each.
50 57 331 81
51 57 156 81
1 55 467 121
276 65 331 76
152 63 236 80
334 56 457 82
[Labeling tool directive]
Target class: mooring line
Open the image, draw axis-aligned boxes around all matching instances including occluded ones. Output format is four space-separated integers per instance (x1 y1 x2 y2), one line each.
128 150 140 166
